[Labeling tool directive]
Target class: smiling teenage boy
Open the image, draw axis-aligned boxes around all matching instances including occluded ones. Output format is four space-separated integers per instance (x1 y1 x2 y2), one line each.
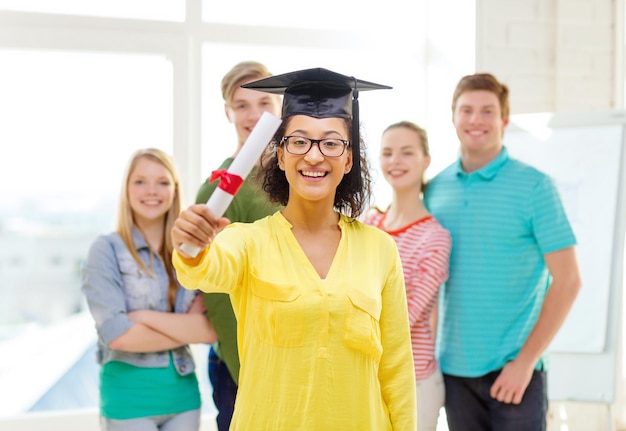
424 73 581 431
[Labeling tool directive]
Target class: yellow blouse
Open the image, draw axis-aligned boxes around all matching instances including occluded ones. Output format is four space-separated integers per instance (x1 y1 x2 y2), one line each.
174 212 416 430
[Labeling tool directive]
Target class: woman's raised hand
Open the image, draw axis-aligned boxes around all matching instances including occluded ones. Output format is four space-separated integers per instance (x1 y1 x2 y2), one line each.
171 204 230 258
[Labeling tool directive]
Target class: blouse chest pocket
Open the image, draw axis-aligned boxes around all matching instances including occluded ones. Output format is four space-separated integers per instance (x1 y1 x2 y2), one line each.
344 288 383 361
249 275 304 348
118 257 155 310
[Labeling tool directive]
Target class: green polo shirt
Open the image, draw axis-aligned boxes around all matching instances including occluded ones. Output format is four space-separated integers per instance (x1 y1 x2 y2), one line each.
195 157 282 383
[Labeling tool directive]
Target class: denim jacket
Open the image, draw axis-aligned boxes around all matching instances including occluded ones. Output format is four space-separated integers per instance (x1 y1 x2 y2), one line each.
81 228 198 376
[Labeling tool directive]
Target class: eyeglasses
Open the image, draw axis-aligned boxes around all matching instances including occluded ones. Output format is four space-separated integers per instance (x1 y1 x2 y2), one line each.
280 135 350 157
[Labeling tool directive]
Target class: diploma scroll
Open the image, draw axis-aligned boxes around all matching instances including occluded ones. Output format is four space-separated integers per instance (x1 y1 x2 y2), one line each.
180 111 282 257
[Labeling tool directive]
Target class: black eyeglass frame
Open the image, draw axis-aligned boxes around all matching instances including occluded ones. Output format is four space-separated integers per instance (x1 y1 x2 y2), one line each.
280 135 350 158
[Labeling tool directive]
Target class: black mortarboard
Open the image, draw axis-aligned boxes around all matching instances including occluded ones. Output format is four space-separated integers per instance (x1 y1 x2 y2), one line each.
242 67 391 119
242 67 391 167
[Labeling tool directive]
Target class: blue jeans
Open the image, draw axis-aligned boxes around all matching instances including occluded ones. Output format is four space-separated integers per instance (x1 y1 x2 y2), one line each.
208 346 238 431
444 369 547 431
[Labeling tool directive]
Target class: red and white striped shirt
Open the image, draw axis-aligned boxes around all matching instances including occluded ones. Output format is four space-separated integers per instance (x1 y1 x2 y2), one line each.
364 210 451 380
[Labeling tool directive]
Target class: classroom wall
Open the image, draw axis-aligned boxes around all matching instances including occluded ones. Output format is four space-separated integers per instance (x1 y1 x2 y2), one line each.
475 0 621 113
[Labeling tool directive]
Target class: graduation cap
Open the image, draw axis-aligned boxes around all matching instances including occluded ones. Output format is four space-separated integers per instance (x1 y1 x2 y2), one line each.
242 67 391 167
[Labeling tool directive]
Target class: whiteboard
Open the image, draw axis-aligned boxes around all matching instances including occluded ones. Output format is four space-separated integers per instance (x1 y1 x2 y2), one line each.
504 111 626 402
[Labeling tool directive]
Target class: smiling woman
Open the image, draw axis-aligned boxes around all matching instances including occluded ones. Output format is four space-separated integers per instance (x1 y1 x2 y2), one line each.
126 157 177 233
171 68 416 431
278 116 353 209
81 148 217 430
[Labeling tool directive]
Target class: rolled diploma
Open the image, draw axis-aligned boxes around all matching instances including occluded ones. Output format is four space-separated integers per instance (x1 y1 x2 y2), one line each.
180 111 282 257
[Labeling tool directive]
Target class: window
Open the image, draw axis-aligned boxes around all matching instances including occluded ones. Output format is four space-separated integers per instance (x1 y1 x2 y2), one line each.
0 48 172 414
0 49 172 325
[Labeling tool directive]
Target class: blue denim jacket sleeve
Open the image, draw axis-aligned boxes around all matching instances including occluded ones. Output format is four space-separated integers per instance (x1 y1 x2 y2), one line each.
82 234 134 346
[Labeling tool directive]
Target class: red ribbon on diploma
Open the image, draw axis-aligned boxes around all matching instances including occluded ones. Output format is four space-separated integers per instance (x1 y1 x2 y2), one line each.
210 169 245 195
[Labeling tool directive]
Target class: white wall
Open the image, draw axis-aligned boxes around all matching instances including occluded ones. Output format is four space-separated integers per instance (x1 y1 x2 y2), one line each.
475 0 621 113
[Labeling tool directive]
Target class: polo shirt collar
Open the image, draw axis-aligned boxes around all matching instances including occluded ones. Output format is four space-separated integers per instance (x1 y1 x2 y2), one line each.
455 146 509 180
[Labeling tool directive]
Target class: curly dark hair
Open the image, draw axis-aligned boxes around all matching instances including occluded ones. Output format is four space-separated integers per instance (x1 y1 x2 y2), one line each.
256 116 372 219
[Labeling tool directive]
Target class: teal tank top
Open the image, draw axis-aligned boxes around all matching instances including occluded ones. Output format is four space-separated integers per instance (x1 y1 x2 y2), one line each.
100 352 200 420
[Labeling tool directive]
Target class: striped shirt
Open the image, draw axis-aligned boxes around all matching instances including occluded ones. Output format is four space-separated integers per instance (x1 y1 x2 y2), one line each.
424 146 576 376
364 211 451 380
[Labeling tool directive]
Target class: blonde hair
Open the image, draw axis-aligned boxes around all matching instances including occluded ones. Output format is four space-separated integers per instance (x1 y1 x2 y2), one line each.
221 61 273 105
115 148 182 309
